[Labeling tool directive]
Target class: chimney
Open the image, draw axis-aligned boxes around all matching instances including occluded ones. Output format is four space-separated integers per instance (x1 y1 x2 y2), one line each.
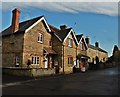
95 42 99 47
60 25 67 30
11 8 20 33
85 36 90 45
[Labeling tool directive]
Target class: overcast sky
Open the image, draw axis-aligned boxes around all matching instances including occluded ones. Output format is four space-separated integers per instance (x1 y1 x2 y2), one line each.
1 1 119 56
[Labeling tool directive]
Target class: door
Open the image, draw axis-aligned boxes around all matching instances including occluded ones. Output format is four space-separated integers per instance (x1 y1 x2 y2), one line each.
44 58 48 68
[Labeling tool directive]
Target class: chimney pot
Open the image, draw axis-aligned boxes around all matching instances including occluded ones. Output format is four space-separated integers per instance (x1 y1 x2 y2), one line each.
85 36 90 45
11 8 20 33
95 42 99 47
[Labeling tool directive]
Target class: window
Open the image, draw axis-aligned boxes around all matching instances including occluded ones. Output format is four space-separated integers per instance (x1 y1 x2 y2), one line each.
32 56 40 65
49 41 52 46
68 38 72 47
15 55 20 67
68 57 73 65
80 42 82 50
38 33 43 43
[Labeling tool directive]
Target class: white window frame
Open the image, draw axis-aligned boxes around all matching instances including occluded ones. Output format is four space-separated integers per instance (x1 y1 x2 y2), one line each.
80 42 83 50
32 56 40 65
68 38 72 47
68 57 73 65
38 33 43 43
15 56 20 66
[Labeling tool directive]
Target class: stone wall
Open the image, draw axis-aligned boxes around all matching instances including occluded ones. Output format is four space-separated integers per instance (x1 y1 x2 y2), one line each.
62 35 77 73
98 51 108 62
52 35 63 67
87 47 108 63
3 67 55 77
23 21 52 68
2 33 24 67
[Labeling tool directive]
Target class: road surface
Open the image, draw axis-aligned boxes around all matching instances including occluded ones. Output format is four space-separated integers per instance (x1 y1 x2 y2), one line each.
2 67 119 95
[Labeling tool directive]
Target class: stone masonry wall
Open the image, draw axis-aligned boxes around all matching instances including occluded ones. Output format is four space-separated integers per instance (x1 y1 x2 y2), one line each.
23 21 52 68
63 36 77 73
52 35 63 67
2 33 24 67
87 47 108 63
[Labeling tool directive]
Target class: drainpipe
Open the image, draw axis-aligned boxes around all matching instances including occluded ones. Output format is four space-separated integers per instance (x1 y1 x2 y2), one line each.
76 46 77 66
63 45 64 73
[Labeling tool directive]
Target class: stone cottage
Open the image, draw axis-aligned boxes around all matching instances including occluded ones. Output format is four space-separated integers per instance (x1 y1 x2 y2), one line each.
2 8 58 69
2 8 88 74
49 25 89 73
85 36 108 64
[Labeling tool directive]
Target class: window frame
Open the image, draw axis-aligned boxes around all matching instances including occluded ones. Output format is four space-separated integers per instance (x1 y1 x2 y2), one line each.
31 56 40 65
15 55 20 66
38 33 43 43
49 40 52 46
79 42 83 50
68 57 73 65
68 38 73 47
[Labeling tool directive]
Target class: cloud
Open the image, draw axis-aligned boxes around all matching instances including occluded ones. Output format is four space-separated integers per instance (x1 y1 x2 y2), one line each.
1 2 118 16
1 0 120 2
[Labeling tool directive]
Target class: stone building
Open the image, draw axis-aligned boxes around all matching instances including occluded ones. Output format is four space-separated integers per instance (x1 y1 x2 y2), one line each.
2 8 88 73
76 34 89 70
2 8 108 74
85 36 108 64
2 8 57 69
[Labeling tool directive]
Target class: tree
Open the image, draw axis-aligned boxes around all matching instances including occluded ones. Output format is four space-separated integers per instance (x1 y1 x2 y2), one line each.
112 45 120 64
113 45 119 56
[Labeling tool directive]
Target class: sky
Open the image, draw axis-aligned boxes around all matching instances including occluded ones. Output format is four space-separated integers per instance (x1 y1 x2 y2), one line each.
0 1 119 57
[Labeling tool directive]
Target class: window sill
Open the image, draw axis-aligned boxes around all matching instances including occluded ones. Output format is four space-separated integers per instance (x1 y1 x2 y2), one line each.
38 41 43 44
68 45 72 48
31 64 39 65
68 64 73 67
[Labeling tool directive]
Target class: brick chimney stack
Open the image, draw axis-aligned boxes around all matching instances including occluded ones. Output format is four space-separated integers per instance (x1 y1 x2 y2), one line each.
11 8 20 33
60 25 67 30
95 41 99 47
85 36 90 45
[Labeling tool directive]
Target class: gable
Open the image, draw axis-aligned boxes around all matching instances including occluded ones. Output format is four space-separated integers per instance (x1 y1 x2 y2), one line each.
79 36 88 50
25 16 51 33
63 29 78 45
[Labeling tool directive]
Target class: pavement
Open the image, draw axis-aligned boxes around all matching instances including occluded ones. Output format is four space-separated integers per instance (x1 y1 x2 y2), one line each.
2 67 120 95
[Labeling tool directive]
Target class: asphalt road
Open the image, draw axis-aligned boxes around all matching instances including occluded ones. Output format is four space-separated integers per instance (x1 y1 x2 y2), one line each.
2 67 119 95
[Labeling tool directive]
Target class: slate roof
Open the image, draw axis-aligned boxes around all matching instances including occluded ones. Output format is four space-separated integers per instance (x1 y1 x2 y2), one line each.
49 24 72 42
2 16 43 36
48 24 59 33
76 34 83 42
55 28 72 42
88 44 107 53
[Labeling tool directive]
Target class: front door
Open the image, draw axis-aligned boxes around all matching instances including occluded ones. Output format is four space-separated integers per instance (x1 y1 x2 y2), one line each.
44 58 48 68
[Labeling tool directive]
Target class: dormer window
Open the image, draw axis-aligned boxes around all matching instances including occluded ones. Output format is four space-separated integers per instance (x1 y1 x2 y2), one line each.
68 38 72 47
38 33 43 43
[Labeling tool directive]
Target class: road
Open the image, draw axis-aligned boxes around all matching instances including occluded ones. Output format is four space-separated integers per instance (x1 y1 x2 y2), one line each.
2 67 119 95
